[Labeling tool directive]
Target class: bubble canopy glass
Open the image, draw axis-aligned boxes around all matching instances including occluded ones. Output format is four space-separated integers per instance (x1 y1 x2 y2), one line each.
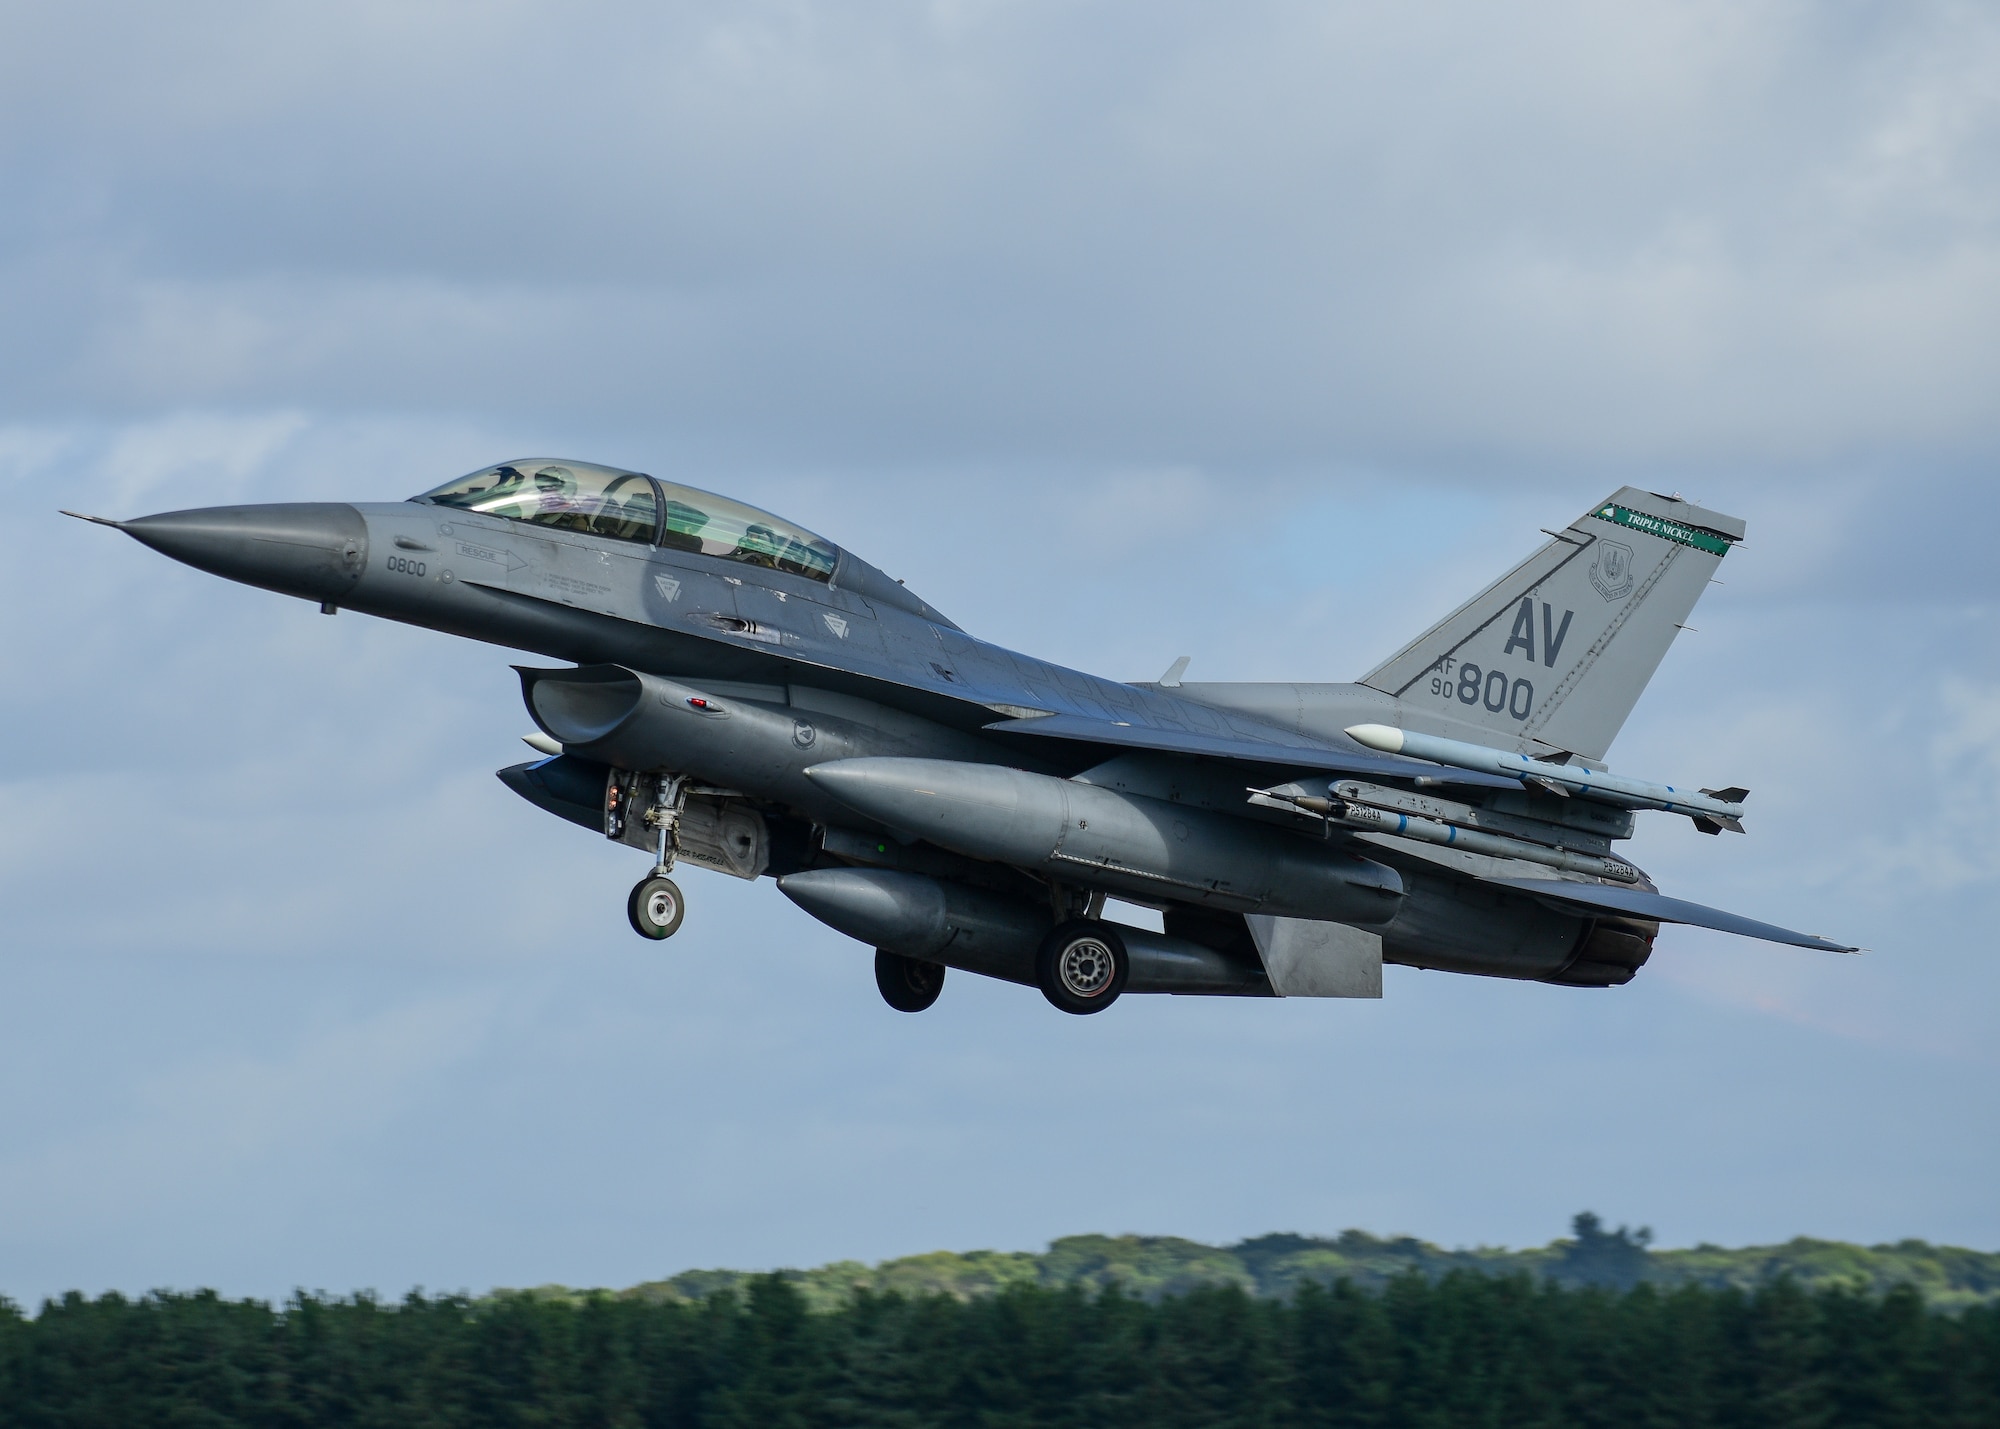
414 461 840 583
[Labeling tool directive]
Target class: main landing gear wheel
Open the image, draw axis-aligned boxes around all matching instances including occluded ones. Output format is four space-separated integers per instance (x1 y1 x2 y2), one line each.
875 950 946 1012
628 875 685 940
1036 920 1129 1015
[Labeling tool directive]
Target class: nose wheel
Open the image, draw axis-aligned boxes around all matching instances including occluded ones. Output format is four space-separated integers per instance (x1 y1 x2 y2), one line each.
628 875 686 940
626 774 688 940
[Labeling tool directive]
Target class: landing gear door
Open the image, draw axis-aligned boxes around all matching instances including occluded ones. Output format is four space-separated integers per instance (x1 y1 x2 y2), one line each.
604 771 770 881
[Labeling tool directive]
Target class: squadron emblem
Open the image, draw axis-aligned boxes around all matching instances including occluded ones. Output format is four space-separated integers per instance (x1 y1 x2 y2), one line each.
1588 540 1635 602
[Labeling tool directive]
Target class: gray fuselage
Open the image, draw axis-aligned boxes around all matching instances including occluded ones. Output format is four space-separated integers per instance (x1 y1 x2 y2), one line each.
109 491 1639 990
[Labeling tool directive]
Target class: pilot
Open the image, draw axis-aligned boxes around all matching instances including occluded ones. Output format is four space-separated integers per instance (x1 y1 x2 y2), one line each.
589 473 659 544
774 536 836 579
532 466 591 532
661 500 709 554
734 522 783 569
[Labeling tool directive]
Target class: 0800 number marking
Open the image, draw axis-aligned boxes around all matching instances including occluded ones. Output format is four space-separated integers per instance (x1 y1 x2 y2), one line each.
386 555 427 577
1430 661 1534 720
1423 598 1574 723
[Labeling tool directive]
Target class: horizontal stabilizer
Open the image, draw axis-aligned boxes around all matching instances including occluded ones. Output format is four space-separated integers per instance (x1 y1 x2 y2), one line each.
982 712 1523 789
1481 877 1857 953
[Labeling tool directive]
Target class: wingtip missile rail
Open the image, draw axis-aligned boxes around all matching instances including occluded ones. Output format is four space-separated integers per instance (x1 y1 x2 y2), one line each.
1344 723 1748 832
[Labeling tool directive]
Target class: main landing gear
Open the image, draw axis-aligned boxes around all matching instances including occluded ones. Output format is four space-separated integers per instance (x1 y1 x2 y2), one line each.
875 950 945 1012
1036 919 1129 1015
627 775 688 941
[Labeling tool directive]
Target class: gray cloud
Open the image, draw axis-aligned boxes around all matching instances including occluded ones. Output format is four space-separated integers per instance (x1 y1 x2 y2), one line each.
4 1 1999 1299
3 1 1998 467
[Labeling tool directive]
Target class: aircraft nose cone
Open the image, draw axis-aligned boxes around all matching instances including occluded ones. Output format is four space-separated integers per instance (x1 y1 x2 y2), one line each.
120 503 368 603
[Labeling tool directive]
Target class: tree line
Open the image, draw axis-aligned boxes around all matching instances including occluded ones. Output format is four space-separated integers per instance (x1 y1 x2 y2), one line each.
623 1217 2000 1312
2 1271 1997 1427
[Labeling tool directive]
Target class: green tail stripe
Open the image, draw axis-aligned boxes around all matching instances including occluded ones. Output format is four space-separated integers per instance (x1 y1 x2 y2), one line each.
1592 504 1733 556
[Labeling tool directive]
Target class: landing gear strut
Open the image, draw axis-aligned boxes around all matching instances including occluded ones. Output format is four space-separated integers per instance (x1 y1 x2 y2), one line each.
627 775 688 941
875 950 945 1012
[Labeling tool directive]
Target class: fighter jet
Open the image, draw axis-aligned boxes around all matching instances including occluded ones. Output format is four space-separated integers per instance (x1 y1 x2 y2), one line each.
67 464 1853 1014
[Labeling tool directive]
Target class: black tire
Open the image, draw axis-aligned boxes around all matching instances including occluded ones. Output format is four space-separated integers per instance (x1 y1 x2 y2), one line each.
1036 920 1129 1014
874 950 946 1012
627 875 686 940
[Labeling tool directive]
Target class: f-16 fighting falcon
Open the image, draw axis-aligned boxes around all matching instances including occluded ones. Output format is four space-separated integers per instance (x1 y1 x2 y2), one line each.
68 466 1853 1014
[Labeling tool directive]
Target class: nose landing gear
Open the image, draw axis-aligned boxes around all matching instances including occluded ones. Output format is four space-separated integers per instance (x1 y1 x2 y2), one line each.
628 875 686 939
626 775 689 940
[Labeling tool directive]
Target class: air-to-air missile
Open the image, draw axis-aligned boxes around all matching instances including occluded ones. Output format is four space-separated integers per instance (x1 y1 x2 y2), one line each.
1343 724 1749 834
1249 780 1644 883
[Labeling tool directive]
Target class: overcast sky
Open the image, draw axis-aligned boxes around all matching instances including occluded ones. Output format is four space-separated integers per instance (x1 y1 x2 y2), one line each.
5 0 1999 1303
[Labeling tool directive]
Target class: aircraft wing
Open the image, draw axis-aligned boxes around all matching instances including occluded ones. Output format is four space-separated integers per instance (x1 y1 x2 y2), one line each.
1481 876 1858 953
982 712 1525 790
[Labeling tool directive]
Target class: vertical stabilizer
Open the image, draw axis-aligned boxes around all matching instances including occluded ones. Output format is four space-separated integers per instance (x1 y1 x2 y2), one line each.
1360 489 1743 762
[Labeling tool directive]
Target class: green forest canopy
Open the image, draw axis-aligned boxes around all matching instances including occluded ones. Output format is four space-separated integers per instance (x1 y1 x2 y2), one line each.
592 1215 2000 1313
7 1220 1999 1425
6 1271 1997 1427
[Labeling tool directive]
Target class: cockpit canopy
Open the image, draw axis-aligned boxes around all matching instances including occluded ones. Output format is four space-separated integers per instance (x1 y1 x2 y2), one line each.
413 460 841 584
